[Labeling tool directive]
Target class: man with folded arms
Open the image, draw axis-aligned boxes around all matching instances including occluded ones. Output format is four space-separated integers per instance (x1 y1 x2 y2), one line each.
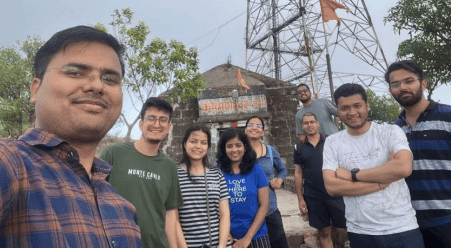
322 83 424 248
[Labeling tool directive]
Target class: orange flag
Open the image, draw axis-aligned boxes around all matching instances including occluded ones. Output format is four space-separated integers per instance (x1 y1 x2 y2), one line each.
319 0 347 26
236 68 250 90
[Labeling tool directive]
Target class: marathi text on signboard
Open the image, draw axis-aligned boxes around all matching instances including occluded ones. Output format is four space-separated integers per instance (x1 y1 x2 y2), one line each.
199 95 268 117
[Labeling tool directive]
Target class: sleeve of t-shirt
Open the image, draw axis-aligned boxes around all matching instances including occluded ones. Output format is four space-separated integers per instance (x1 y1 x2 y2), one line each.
218 170 230 201
322 137 339 171
295 112 305 135
323 98 338 116
165 163 184 210
254 164 269 189
388 125 412 154
292 143 302 167
270 146 287 180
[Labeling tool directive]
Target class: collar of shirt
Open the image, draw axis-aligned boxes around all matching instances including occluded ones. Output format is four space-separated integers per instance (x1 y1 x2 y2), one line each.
304 134 327 145
19 128 111 181
398 100 438 124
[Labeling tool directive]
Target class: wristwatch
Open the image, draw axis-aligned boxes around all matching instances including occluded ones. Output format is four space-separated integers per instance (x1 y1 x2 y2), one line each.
351 168 360 182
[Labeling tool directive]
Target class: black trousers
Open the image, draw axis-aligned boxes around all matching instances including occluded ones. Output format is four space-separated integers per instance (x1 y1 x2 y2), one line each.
265 209 288 248
420 221 451 248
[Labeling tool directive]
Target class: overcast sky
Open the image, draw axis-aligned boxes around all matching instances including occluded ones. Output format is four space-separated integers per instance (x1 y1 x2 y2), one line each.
1 0 450 138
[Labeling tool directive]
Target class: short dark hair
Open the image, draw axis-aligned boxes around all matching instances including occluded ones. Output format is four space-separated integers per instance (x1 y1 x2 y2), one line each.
384 60 424 84
140 97 173 120
217 128 256 175
33 25 124 80
245 116 265 130
297 83 310 92
334 83 367 104
302 112 317 121
180 125 211 180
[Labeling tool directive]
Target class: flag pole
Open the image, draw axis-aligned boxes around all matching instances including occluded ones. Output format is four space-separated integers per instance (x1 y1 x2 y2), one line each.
318 0 347 102
301 0 319 98
321 20 335 103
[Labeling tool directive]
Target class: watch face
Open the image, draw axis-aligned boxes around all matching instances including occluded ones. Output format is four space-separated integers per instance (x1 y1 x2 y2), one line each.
351 168 359 182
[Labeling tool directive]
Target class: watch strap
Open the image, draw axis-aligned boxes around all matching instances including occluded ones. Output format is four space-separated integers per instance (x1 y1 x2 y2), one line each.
351 168 359 182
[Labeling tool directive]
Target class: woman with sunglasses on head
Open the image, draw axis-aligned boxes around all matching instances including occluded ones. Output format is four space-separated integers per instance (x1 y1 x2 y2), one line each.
245 116 288 248
217 128 271 248
175 126 231 248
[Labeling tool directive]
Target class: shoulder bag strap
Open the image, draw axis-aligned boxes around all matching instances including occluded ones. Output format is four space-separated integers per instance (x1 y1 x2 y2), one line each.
267 145 274 165
204 168 212 247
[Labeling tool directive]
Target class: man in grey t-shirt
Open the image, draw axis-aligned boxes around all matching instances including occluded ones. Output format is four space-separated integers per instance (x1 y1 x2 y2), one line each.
295 83 338 141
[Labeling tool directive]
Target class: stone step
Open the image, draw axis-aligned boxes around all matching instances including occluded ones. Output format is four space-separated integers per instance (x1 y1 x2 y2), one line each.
277 179 349 248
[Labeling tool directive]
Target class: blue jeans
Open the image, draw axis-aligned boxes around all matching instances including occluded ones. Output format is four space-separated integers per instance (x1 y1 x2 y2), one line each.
348 228 424 248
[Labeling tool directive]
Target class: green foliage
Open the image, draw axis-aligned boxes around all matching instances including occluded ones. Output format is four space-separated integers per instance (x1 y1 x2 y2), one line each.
385 0 451 99
0 37 44 139
95 8 206 140
96 8 205 101
366 90 401 123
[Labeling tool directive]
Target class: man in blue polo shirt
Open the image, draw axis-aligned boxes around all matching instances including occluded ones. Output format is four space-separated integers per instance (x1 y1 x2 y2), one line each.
387 60 451 247
294 112 346 248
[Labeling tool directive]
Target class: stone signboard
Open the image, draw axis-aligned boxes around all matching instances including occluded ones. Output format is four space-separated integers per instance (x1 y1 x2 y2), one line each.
199 94 267 117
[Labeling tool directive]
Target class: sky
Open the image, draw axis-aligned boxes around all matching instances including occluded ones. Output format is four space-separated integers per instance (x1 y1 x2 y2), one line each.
1 0 450 139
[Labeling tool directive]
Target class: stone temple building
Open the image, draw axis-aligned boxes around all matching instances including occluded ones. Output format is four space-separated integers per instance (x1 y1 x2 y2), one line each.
163 63 299 174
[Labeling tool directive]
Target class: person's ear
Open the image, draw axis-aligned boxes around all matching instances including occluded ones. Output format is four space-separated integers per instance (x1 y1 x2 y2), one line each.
139 119 143 131
420 79 428 91
30 78 42 104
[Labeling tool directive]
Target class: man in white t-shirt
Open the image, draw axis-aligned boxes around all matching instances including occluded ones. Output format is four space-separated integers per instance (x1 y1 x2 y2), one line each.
322 83 424 248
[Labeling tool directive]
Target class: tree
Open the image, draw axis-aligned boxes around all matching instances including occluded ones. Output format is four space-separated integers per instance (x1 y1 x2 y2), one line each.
0 37 44 139
385 0 451 99
95 8 206 141
366 90 401 123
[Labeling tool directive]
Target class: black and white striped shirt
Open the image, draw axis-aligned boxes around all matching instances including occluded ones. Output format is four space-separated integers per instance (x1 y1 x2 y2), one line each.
177 166 230 247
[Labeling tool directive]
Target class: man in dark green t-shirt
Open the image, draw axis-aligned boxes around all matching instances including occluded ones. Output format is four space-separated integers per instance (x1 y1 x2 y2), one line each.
101 97 183 248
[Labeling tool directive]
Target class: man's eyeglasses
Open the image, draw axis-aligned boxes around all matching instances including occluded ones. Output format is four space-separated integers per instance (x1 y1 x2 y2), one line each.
298 89 309 94
47 65 122 86
145 115 169 126
302 120 317 125
389 78 419 89
247 123 263 129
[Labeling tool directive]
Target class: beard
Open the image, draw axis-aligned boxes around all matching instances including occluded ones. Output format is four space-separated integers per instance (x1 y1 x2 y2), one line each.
300 95 311 104
346 118 368 130
147 138 162 144
342 114 369 131
393 87 423 107
305 130 319 136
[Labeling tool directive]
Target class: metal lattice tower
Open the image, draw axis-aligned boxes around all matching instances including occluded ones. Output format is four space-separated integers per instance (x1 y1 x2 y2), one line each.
245 0 388 98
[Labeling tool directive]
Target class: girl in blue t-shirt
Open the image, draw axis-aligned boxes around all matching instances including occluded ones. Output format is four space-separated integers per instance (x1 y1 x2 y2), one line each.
217 128 271 248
